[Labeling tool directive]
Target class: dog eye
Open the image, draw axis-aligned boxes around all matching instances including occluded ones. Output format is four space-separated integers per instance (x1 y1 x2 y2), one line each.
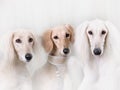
29 38 33 43
16 39 22 43
54 36 59 39
88 31 93 35
101 30 106 35
66 33 70 38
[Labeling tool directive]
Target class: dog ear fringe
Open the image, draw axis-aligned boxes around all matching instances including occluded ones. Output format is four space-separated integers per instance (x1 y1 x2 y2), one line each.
105 21 120 62
0 31 16 67
74 21 90 65
42 29 53 53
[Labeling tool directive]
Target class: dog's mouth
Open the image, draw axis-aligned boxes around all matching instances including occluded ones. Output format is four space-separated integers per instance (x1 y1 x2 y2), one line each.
50 53 68 58
62 54 68 58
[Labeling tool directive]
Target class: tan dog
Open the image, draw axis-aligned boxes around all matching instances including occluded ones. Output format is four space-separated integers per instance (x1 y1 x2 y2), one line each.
0 30 39 90
32 24 74 90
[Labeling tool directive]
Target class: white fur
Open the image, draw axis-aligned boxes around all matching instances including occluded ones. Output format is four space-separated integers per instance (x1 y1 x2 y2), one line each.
67 56 84 90
32 56 75 90
74 19 120 90
0 30 46 90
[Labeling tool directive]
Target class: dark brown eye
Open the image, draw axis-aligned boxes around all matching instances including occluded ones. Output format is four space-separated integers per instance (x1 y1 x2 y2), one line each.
88 31 93 35
16 39 22 43
66 33 70 38
29 38 33 43
101 30 106 35
54 36 58 39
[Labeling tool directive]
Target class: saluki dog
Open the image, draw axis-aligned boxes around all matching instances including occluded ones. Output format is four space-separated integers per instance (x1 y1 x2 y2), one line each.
74 19 120 90
32 24 75 90
0 30 38 90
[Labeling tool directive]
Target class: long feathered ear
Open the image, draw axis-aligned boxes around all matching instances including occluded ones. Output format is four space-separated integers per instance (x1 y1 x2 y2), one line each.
74 21 90 64
0 32 16 63
105 21 120 59
42 29 53 53
7 32 15 61
65 24 74 43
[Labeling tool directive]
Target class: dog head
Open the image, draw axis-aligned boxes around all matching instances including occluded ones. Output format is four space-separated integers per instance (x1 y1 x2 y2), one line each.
1 30 37 63
12 31 35 62
75 20 110 59
42 24 74 56
86 20 108 56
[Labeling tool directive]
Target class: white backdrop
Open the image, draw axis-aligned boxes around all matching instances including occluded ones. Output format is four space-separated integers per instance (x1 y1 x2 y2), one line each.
0 0 120 34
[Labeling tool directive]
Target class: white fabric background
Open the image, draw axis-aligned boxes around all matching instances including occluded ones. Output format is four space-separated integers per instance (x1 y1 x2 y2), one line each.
0 0 120 33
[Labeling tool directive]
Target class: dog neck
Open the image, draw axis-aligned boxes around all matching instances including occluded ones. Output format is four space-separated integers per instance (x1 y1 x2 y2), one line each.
48 55 67 90
48 55 67 66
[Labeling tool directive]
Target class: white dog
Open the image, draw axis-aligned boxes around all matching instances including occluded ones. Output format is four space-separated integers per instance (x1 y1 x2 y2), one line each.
32 24 75 90
0 30 39 90
74 19 120 90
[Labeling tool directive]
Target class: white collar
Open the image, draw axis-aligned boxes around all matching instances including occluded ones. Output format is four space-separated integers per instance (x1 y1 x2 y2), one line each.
48 55 67 66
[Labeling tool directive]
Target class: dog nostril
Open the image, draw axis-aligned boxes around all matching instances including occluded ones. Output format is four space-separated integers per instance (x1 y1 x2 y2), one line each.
25 53 32 62
93 48 101 55
63 48 70 54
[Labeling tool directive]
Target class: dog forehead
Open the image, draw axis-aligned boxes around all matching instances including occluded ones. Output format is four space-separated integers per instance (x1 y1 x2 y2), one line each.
13 31 33 39
52 26 68 35
88 22 107 31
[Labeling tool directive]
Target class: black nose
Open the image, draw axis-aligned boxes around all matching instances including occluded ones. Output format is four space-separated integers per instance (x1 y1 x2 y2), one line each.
63 48 70 54
93 48 101 55
25 53 32 62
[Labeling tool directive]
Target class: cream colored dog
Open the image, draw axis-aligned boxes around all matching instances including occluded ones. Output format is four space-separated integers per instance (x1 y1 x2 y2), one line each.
32 24 75 90
75 20 120 90
0 30 39 90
